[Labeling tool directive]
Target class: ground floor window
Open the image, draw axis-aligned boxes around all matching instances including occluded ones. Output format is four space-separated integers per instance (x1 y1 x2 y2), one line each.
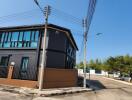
0 56 9 67
19 57 29 79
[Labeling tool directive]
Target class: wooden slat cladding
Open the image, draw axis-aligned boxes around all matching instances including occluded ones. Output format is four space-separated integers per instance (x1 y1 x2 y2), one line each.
43 68 78 88
0 78 38 88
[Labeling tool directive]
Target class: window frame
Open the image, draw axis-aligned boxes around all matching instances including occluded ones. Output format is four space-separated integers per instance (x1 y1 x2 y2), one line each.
0 56 9 67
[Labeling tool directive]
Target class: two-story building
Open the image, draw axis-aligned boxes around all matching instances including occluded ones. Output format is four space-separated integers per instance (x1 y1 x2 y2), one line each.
0 24 78 88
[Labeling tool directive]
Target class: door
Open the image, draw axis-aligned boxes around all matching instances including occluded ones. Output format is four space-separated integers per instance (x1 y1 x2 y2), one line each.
19 57 29 80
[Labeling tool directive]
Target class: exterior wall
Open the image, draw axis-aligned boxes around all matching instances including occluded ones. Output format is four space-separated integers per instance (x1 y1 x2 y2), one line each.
0 78 38 88
39 28 76 69
0 49 38 80
45 29 67 68
78 69 108 76
78 69 83 74
43 68 78 88
0 67 77 89
90 69 95 74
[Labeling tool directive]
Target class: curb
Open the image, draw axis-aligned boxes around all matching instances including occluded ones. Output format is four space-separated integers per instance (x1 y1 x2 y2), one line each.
103 77 132 86
38 88 92 97
0 85 92 97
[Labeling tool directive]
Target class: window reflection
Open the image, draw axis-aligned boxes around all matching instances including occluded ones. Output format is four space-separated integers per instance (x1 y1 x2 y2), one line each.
0 30 39 48
12 32 19 41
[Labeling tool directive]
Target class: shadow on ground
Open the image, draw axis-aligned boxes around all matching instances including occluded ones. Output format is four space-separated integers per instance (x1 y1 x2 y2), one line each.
78 76 106 90
86 79 106 90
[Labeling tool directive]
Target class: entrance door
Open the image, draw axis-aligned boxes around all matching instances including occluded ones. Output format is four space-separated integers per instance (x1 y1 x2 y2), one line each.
19 57 29 80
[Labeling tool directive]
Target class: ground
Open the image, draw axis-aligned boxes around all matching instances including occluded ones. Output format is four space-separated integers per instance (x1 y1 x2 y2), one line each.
0 75 132 100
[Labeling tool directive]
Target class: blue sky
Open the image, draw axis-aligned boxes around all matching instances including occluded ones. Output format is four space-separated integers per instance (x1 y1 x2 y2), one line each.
0 0 132 63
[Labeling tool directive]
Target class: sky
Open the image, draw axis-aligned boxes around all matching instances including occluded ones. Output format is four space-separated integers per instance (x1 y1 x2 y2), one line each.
0 0 132 63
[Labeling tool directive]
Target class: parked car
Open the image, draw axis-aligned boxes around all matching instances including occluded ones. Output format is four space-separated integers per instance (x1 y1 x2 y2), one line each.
120 75 131 82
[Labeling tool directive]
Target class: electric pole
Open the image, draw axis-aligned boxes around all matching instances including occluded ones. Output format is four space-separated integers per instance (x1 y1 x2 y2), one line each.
82 0 97 88
83 18 87 88
34 0 51 91
39 5 51 91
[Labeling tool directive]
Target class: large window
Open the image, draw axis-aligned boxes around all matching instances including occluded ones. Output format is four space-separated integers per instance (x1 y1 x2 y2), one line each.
30 31 39 47
19 57 29 79
0 33 5 47
0 56 9 67
0 30 39 48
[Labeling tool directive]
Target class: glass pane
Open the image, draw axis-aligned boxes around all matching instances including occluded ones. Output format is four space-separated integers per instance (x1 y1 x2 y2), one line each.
0 43 2 47
31 31 35 41
0 33 3 47
19 32 23 41
0 57 9 67
3 42 10 48
35 31 39 41
8 32 11 42
1 33 5 42
4 33 8 42
12 32 19 41
18 41 22 48
0 33 2 42
21 57 29 72
23 31 31 41
31 42 37 48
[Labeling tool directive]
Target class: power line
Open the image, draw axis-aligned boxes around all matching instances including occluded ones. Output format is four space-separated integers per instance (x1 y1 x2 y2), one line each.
50 11 82 26
52 7 82 24
86 0 97 37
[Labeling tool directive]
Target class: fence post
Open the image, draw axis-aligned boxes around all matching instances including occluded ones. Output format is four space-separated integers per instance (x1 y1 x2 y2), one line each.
8 66 14 79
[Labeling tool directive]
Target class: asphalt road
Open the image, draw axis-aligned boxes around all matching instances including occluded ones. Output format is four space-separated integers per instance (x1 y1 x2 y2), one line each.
0 75 132 100
40 75 132 100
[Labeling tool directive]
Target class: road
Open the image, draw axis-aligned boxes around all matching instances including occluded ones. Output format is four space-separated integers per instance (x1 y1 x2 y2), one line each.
37 75 132 100
0 75 132 100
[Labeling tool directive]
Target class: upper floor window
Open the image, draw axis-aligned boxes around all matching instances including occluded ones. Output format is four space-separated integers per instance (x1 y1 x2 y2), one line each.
0 30 39 48
12 32 19 41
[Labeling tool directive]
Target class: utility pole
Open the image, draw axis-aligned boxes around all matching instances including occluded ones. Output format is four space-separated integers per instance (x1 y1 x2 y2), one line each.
34 0 51 91
83 18 87 88
39 5 51 91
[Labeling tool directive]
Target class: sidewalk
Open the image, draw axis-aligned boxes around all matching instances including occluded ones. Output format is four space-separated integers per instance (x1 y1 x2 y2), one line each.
103 76 132 86
0 85 92 97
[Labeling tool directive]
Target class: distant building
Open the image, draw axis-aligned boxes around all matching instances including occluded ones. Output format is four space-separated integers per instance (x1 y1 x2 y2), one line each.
0 24 78 88
78 69 108 76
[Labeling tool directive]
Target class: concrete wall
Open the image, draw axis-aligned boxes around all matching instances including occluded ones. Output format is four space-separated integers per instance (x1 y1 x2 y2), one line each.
78 69 108 76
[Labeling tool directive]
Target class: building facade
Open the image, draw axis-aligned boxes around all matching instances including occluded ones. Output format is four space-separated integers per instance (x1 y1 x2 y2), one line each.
0 24 78 82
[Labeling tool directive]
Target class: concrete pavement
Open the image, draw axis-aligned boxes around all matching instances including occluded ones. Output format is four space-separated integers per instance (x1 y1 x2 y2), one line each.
41 75 132 100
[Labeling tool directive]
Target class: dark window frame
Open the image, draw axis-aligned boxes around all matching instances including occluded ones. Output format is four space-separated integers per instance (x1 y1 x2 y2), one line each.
0 56 9 67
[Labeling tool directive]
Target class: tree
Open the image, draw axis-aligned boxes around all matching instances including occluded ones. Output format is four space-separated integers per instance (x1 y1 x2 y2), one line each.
76 61 84 69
